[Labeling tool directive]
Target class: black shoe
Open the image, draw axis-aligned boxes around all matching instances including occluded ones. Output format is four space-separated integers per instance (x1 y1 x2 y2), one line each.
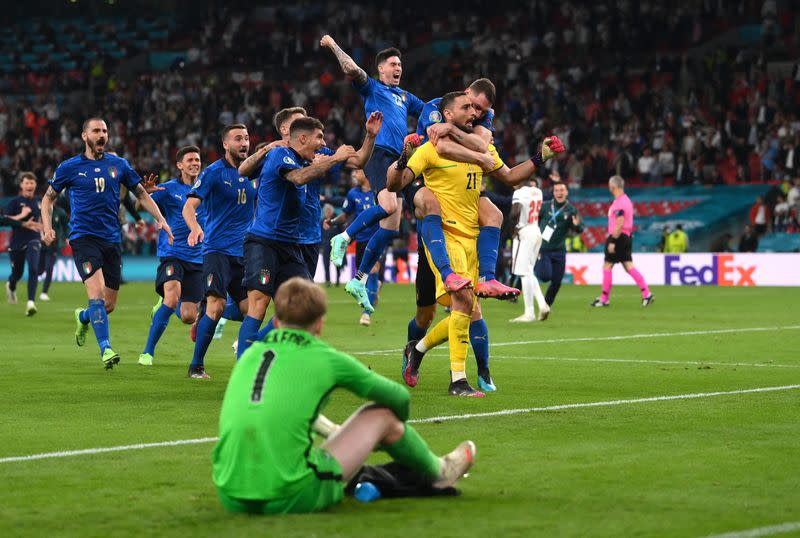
448 378 485 397
590 297 609 307
642 294 655 307
402 340 424 387
188 365 210 379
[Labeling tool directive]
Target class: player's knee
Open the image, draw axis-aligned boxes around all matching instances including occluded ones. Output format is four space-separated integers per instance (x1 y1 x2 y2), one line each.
479 198 503 227
104 301 116 314
380 196 398 214
205 298 225 320
162 294 179 309
180 309 197 324
451 289 474 313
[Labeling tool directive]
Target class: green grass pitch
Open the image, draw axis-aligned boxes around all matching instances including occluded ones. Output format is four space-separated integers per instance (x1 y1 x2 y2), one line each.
1 282 798 537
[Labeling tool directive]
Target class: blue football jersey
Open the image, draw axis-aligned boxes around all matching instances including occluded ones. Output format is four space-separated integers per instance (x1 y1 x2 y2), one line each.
416 97 495 143
354 77 424 155
297 146 345 245
4 195 41 249
150 178 205 263
50 153 142 243
249 147 310 243
188 158 255 257
342 187 378 243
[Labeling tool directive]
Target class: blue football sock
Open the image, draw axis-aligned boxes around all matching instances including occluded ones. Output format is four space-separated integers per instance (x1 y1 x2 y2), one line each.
173 301 182 320
358 227 398 274
469 319 490 371
87 299 111 353
144 304 175 356
407 317 427 342
421 215 453 280
256 317 275 341
366 273 380 311
190 314 218 368
222 297 244 321
79 308 90 325
345 205 389 239
477 226 501 281
237 315 263 358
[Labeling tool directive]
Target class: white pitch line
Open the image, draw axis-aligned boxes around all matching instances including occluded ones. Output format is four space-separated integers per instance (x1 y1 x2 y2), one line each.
701 521 800 538
487 355 800 369
1 384 798 464
350 325 800 356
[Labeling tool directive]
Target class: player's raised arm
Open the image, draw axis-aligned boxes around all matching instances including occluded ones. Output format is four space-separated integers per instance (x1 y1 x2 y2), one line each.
491 137 566 186
320 34 368 85
346 111 383 169
285 145 357 186
238 140 286 177
40 186 59 246
386 143 420 192
131 183 173 244
428 122 490 153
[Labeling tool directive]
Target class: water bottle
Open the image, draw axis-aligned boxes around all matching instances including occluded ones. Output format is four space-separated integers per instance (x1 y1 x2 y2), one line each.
354 481 381 503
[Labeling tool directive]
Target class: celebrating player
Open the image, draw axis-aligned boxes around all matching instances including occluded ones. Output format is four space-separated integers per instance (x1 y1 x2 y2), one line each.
320 34 425 312
591 175 655 308
535 182 582 309
183 124 256 379
137 146 205 366
42 118 173 369
324 169 381 326
388 92 564 396
411 78 520 300
4 172 43 316
235 117 364 358
509 179 549 322
213 277 476 514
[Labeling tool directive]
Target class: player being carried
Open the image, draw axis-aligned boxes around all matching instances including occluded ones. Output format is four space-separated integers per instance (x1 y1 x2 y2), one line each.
402 78 523 391
388 92 564 396
137 146 206 366
42 118 173 369
213 277 476 514
320 34 424 312
235 113 383 358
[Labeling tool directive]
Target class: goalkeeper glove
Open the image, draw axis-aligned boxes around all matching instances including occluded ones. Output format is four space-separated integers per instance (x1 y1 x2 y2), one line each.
530 135 566 167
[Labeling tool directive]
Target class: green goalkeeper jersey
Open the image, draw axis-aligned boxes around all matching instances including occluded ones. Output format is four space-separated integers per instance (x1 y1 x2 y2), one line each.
212 328 411 500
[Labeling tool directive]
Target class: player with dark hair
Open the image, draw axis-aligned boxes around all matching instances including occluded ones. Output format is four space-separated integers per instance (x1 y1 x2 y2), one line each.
42 118 173 369
591 175 654 308
137 145 205 366
213 277 476 514
183 124 256 378
235 117 364 358
320 35 424 312
5 172 43 316
388 92 564 396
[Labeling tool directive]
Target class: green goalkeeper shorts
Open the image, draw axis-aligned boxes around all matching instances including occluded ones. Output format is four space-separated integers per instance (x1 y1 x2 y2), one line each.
217 448 344 515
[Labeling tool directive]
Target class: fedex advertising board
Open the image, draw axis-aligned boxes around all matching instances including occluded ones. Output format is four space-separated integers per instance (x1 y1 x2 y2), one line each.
564 253 800 287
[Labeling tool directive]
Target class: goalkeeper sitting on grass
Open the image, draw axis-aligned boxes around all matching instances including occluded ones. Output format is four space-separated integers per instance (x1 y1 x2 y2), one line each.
213 277 476 514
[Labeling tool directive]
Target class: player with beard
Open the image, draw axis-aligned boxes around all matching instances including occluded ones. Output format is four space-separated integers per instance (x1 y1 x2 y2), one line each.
183 125 256 379
42 118 173 369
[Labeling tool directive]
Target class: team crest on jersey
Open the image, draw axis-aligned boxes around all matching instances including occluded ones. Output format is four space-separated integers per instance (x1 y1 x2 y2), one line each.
82 261 92 274
259 269 270 286
393 94 403 107
283 156 296 166
239 177 245 182
108 167 117 178
94 168 101 173
166 265 174 277
429 110 442 123
206 274 214 288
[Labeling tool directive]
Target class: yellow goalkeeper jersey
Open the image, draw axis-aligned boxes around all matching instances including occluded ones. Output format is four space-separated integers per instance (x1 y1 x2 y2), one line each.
407 142 504 238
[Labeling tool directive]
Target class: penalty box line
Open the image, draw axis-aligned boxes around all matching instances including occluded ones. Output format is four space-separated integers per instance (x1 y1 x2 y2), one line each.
351 325 800 356
1 384 799 464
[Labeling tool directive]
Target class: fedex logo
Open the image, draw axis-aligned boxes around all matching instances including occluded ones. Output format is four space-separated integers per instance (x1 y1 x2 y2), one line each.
664 255 755 286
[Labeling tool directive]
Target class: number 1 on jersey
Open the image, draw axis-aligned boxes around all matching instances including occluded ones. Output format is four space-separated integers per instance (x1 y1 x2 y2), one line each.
251 350 276 403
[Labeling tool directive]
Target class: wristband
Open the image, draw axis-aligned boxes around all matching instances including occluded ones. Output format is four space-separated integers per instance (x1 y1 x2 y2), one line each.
530 151 544 168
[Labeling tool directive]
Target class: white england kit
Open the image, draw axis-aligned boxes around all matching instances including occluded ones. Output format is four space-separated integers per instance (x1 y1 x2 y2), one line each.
511 186 544 276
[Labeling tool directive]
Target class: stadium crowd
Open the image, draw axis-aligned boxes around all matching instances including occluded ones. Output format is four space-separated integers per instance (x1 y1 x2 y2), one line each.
1 1 799 257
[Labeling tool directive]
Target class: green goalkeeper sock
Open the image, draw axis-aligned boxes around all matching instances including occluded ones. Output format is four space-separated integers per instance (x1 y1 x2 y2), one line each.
384 424 441 481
